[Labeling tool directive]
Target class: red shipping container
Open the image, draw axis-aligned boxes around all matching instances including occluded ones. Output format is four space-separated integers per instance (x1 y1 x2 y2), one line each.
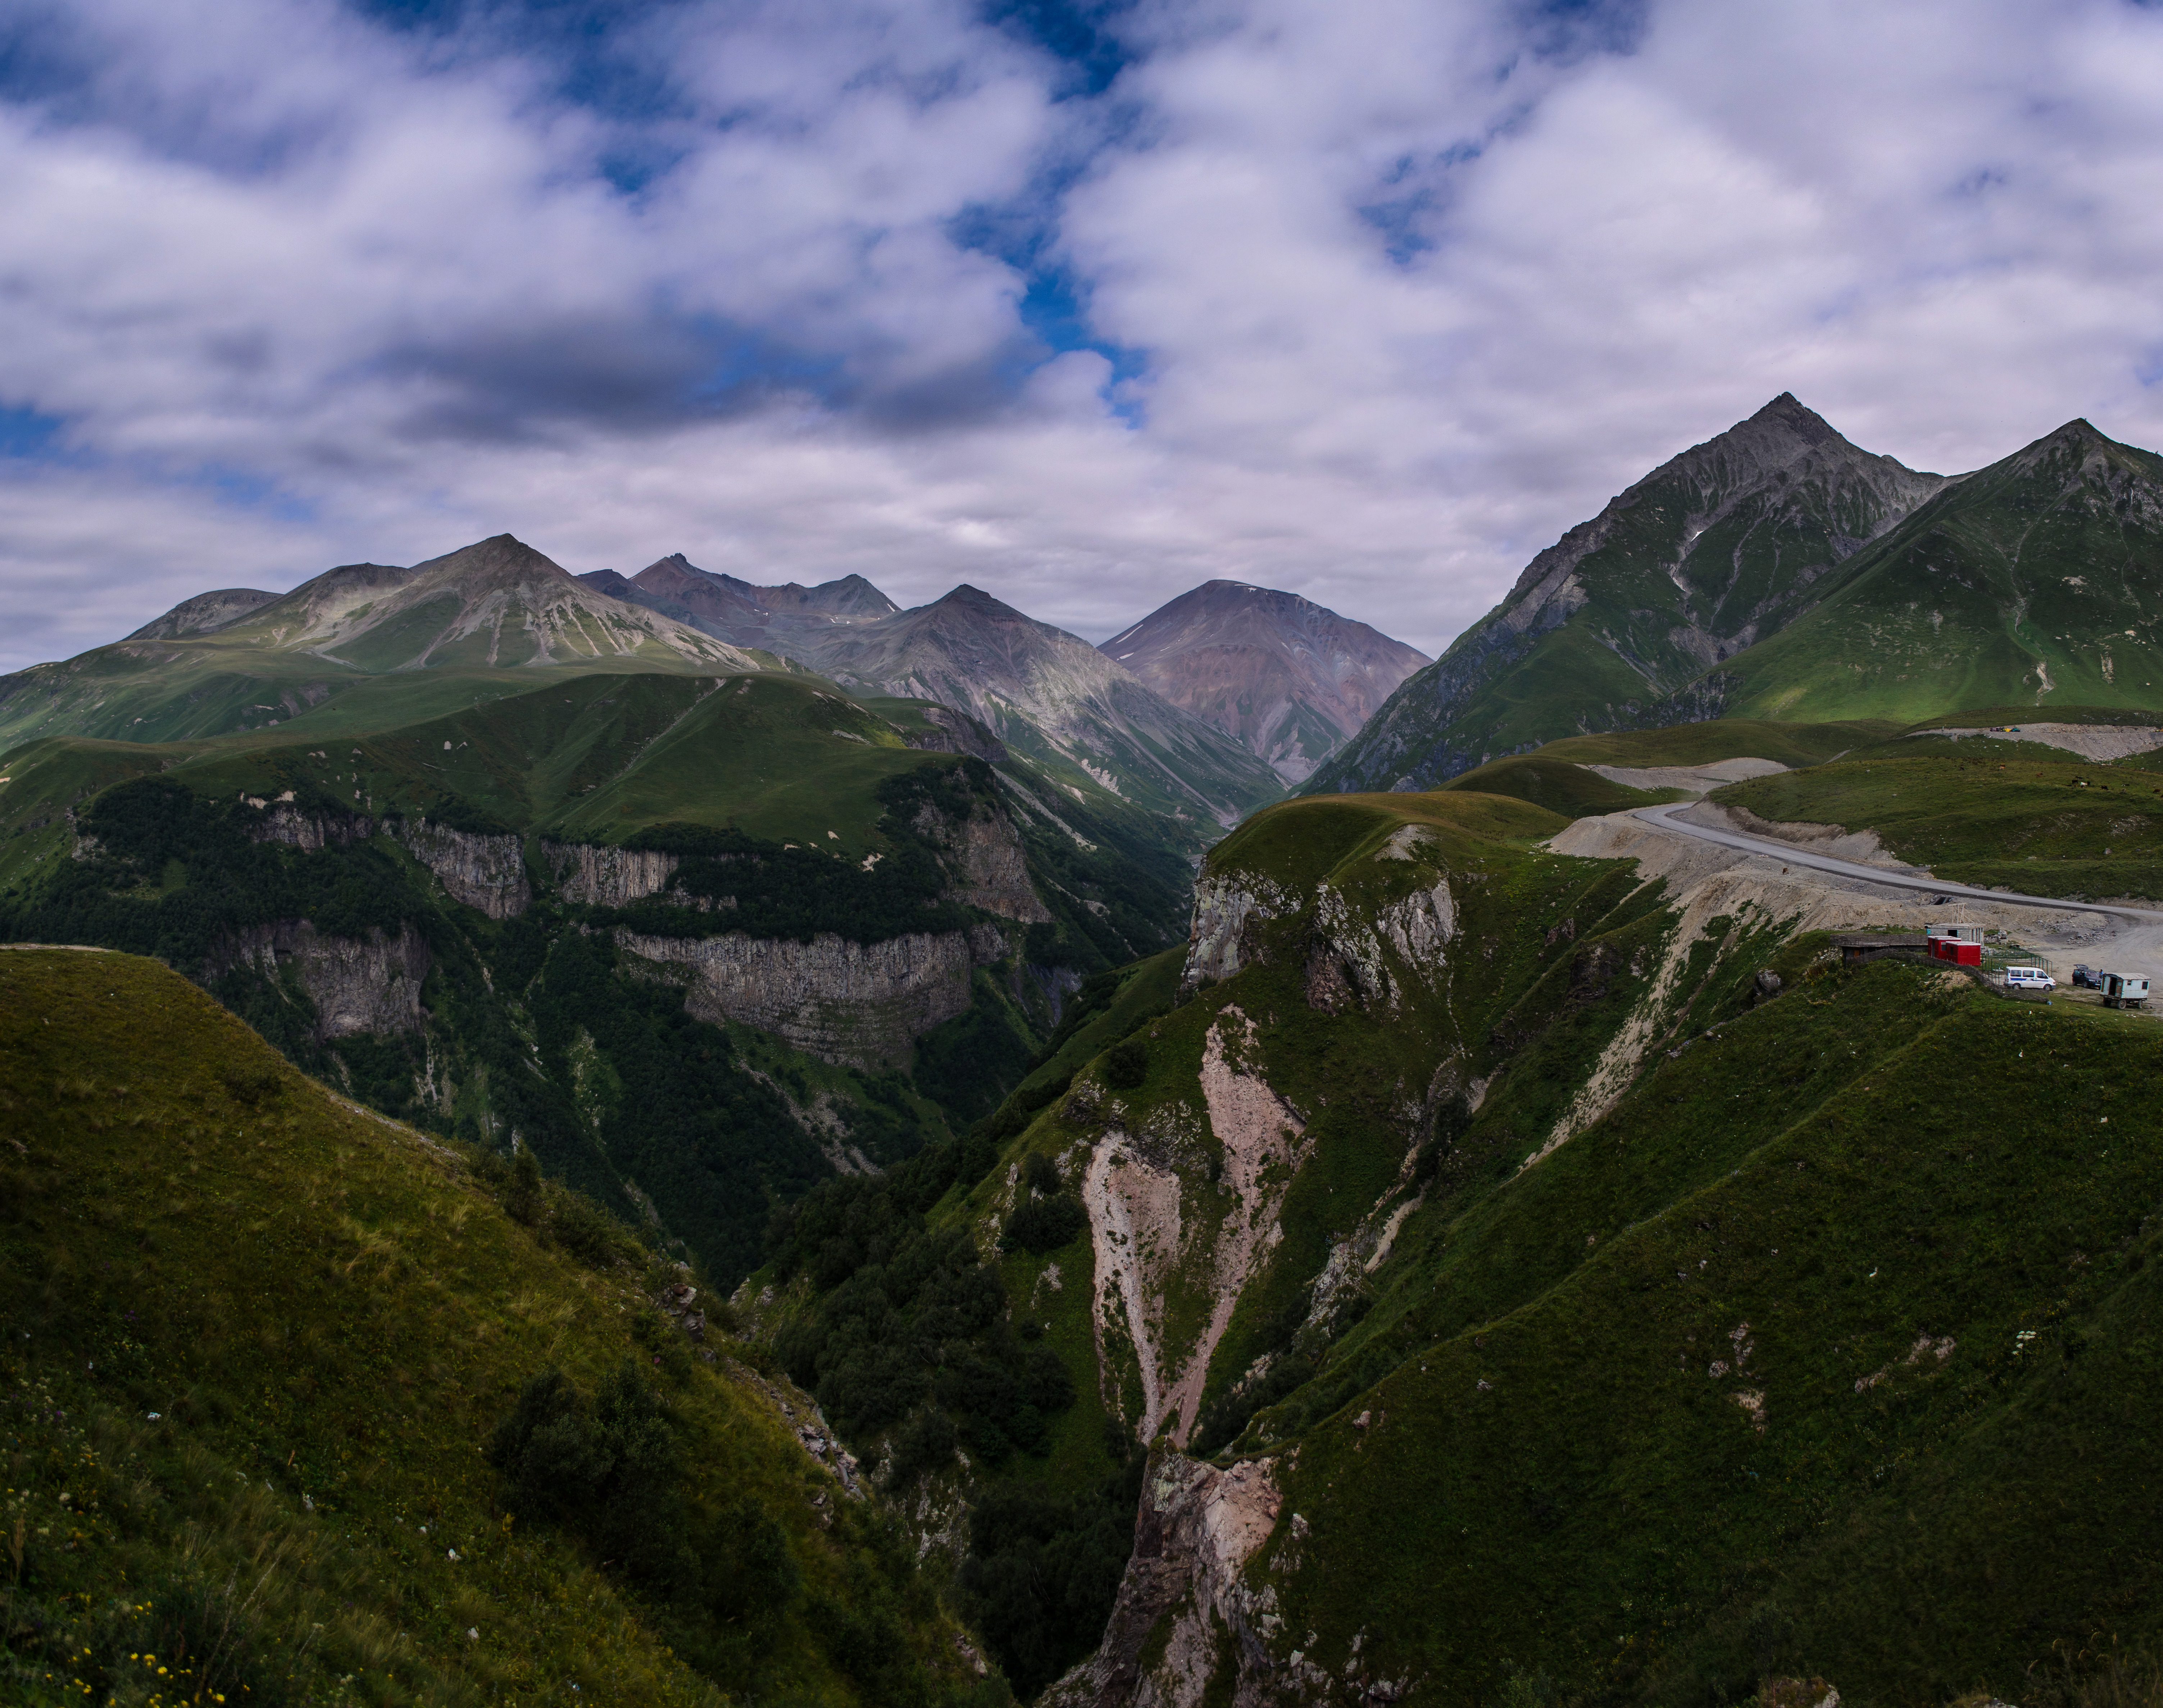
1953 941 1981 966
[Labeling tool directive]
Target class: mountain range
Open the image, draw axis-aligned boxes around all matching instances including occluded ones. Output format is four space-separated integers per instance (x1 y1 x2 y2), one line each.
1314 396 2163 792
573 555 1422 819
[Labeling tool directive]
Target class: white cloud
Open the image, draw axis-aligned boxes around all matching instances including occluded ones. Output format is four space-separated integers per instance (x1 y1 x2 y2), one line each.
2 0 2162 674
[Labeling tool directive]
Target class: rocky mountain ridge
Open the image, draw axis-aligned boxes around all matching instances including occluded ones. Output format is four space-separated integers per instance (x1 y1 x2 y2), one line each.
774 584 1287 828
1315 399 2163 794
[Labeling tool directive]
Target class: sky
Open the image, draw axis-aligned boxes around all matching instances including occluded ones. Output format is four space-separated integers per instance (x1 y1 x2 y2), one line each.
4 0 2163 674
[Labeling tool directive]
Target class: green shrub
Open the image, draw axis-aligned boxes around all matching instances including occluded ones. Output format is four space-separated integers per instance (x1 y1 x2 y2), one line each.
551 1183 641 1269
1104 1038 1148 1090
1001 1193 1086 1256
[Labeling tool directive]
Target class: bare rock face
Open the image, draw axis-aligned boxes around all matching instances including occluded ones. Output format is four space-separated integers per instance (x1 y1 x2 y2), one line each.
1303 876 1455 1014
913 800 1051 923
208 921 430 1038
1183 873 1296 990
617 923 1009 1070
1043 1452 1282 1708
900 703 1009 763
540 841 681 906
245 798 374 850
396 819 530 919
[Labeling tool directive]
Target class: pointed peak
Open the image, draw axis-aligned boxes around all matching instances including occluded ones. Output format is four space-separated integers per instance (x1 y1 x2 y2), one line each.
934 583 1021 615
405 533 572 584
1744 392 1841 446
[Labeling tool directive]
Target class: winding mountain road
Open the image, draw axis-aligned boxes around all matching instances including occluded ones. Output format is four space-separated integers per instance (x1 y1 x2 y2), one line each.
1631 801 2163 987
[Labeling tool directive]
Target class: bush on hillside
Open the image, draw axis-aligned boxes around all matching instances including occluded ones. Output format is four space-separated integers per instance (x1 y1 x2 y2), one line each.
1104 1038 1148 1090
489 1363 798 1622
1001 1192 1086 1256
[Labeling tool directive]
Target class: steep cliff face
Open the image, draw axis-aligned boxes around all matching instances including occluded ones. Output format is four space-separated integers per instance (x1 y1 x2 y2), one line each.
208 919 431 1037
1182 873 1297 990
618 922 1011 1070
1044 1453 1285 1708
245 798 374 850
396 819 531 918
540 840 681 906
915 798 1051 923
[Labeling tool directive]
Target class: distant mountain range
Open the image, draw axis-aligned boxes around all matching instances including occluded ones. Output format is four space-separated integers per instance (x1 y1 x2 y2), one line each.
1313 395 2163 793
1098 580 1428 784
0 534 763 746
571 553 1419 806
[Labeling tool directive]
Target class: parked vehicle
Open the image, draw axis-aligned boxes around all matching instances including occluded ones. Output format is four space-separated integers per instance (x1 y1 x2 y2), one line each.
2101 972 2150 1010
2004 966 2056 992
2072 964 2098 988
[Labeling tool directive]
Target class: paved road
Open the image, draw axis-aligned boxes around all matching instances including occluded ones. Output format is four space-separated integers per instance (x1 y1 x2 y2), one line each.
1631 802 2163 921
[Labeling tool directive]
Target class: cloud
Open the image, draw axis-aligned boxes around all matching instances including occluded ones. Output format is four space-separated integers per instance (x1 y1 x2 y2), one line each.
2 0 2162 674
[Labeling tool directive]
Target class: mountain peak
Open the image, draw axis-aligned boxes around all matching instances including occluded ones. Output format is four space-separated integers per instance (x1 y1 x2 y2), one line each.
931 583 1024 619
1102 581 1430 784
1746 392 1842 447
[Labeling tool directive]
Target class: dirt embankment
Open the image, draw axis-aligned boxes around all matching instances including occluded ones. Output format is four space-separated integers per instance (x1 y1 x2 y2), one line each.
1912 722 2163 762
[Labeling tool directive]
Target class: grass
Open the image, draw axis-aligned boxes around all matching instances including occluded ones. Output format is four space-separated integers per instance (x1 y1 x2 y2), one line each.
0 948 990 1708
1529 720 1897 771
1711 751 2163 899
1249 960 2163 1708
1440 757 1686 818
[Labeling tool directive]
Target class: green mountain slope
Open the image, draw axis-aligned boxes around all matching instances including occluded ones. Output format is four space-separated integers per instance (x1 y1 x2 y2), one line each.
747 762 2163 1708
0 947 987 1708
1311 396 1945 792
0 536 768 751
1709 734 2163 900
0 659 1196 1285
1712 420 2163 722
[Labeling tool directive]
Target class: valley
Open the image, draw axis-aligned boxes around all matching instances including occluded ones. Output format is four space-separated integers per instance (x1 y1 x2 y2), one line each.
7 430 2163 1708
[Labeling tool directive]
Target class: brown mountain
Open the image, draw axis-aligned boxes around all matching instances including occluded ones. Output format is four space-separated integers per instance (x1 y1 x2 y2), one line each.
585 554 899 653
125 587 281 640
1100 581 1430 783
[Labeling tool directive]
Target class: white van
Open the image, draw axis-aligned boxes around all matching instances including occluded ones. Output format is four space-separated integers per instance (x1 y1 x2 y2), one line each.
2004 966 2055 992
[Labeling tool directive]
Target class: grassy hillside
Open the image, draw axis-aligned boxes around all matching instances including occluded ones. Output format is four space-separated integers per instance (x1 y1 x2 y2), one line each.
1712 750 2163 899
1440 757 1683 818
0 948 989 1708
1716 424 2163 724
1248 958 2163 1708
1530 719 1896 770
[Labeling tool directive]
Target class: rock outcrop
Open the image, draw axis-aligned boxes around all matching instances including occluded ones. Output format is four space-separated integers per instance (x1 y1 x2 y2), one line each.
1043 1452 1282 1708
540 841 682 906
914 799 1051 923
617 923 1009 1070
396 819 531 918
1303 876 1454 1014
207 920 431 1038
244 797 374 850
1183 873 1296 990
